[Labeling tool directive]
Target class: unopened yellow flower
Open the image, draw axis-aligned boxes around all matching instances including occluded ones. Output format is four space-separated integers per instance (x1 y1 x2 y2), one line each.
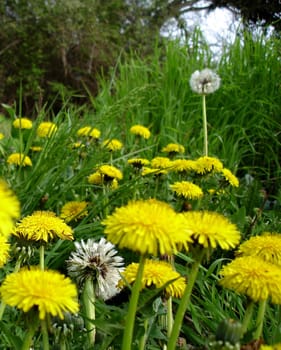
0 133 4 140
37 122 57 137
102 199 193 256
0 235 11 267
221 168 239 187
13 211 74 242
170 181 203 200
103 139 123 151
236 233 281 266
161 143 185 154
170 159 198 173
60 201 88 223
151 157 172 170
130 125 151 139
194 156 223 174
12 117 33 129
7 153 32 167
0 267 79 319
77 126 101 139
182 211 241 250
0 180 20 236
120 260 186 298
219 256 281 304
30 146 43 152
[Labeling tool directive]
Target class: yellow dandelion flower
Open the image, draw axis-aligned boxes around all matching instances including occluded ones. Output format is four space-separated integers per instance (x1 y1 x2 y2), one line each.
128 158 150 168
170 181 203 200
0 267 79 319
194 156 223 174
12 117 33 129
77 126 101 139
0 180 20 236
260 344 281 350
30 146 43 152
169 159 198 173
0 235 11 267
13 211 74 242
37 121 57 138
161 143 185 154
141 167 167 176
0 133 4 140
98 165 123 181
88 171 103 185
60 201 88 223
130 125 151 139
7 153 32 167
182 211 241 250
221 168 239 187
219 256 281 303
236 233 281 266
102 139 123 151
119 260 186 298
102 199 193 256
111 178 119 190
151 157 172 170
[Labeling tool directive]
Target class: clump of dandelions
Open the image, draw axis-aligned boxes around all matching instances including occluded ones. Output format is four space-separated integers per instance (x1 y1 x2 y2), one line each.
67 237 124 346
189 68 221 156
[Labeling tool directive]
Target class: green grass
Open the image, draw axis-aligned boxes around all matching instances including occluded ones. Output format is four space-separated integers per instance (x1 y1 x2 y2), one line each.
0 30 281 349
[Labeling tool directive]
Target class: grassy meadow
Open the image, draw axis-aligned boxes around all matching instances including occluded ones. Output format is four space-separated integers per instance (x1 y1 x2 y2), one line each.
0 31 281 349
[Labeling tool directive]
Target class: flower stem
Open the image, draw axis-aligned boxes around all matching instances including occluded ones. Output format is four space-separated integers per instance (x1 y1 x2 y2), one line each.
241 299 255 335
39 245 45 270
202 94 208 156
139 318 149 350
253 299 267 340
41 318 50 350
82 278 96 346
167 296 174 337
167 250 205 350
122 254 146 350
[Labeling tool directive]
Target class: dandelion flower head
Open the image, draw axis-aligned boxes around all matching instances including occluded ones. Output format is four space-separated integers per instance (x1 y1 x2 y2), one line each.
102 198 193 256
119 259 186 298
0 235 11 267
13 211 74 242
37 121 57 138
98 164 123 181
60 201 88 223
13 117 33 129
0 267 79 319
170 159 198 173
161 143 185 155
128 158 150 169
219 256 281 303
102 139 123 151
141 167 167 176
190 68 221 95
0 180 20 236
170 181 203 200
67 237 124 300
182 211 241 250
151 157 172 170
194 156 223 175
88 171 103 185
77 126 101 139
221 168 239 187
7 153 32 167
236 233 281 266
0 133 4 140
130 125 151 139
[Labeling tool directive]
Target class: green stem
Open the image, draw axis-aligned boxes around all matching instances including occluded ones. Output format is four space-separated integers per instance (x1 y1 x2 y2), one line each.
202 94 208 156
41 318 50 350
122 254 146 350
39 245 45 270
167 296 174 337
21 328 36 350
253 299 267 340
241 299 255 335
167 250 205 350
139 318 149 350
82 278 96 346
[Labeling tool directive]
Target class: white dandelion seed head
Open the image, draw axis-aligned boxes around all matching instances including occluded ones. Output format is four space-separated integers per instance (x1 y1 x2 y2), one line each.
67 237 124 301
190 68 221 95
